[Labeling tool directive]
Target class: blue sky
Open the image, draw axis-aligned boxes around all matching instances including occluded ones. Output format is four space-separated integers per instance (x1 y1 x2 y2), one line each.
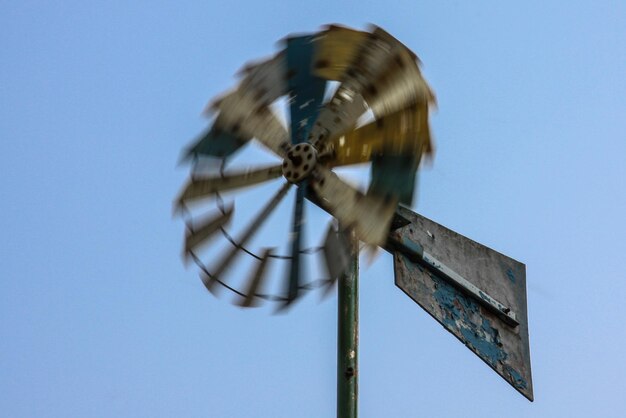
1 1 625 417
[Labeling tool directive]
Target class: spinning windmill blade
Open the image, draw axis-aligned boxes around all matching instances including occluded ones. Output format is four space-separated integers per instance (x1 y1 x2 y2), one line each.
177 24 435 308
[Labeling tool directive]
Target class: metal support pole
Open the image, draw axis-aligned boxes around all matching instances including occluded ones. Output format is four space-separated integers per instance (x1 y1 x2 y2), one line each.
337 233 358 418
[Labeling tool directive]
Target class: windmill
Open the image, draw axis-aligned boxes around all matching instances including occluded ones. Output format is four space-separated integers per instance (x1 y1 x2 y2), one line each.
176 24 533 417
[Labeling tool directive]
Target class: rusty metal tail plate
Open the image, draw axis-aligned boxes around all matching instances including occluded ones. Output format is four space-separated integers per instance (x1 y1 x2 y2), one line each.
392 206 533 401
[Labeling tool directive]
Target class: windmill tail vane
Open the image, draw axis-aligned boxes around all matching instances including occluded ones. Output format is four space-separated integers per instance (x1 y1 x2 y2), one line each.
175 23 435 309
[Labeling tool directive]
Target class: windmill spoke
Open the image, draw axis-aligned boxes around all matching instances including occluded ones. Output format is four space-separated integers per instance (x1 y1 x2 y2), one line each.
281 185 306 308
176 165 283 206
184 205 234 261
310 166 397 246
202 182 291 294
237 247 274 308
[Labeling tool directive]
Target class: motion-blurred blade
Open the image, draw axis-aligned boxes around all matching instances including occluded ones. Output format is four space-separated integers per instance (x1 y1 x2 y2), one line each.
202 182 291 294
308 89 367 150
321 222 352 296
369 154 419 206
238 53 287 106
285 35 327 144
310 166 397 246
181 124 249 162
176 165 283 206
211 90 290 157
312 25 368 81
364 46 435 120
329 103 433 167
184 206 234 262
282 185 306 307
237 247 273 308
308 26 407 150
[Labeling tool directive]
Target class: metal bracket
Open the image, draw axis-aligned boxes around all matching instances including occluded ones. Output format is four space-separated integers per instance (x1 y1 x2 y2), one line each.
386 236 519 327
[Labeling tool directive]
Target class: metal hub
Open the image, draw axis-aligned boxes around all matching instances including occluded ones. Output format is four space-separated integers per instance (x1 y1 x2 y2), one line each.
282 143 317 183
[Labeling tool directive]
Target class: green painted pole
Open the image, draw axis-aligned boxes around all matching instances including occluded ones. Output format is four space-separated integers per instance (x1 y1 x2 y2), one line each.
337 232 358 418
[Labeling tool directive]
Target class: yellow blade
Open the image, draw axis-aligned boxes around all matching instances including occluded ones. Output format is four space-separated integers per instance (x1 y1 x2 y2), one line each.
329 103 433 167
365 46 436 119
308 26 418 150
311 25 368 81
308 27 402 149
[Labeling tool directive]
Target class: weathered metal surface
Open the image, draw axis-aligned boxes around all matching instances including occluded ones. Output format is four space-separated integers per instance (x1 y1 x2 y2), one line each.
337 231 358 418
310 165 396 246
390 236 519 326
176 165 283 206
392 206 533 401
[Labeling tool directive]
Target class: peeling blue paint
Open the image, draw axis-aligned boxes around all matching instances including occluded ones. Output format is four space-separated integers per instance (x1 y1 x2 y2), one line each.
396 247 528 393
433 278 507 367
506 268 516 283
505 366 528 390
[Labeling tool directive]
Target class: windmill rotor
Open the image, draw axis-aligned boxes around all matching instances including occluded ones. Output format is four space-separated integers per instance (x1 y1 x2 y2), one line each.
176 24 435 309
175 23 534 406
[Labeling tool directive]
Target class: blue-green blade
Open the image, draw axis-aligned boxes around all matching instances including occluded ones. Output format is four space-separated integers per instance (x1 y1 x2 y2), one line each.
369 154 419 206
285 35 327 144
182 124 248 162
282 185 306 307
